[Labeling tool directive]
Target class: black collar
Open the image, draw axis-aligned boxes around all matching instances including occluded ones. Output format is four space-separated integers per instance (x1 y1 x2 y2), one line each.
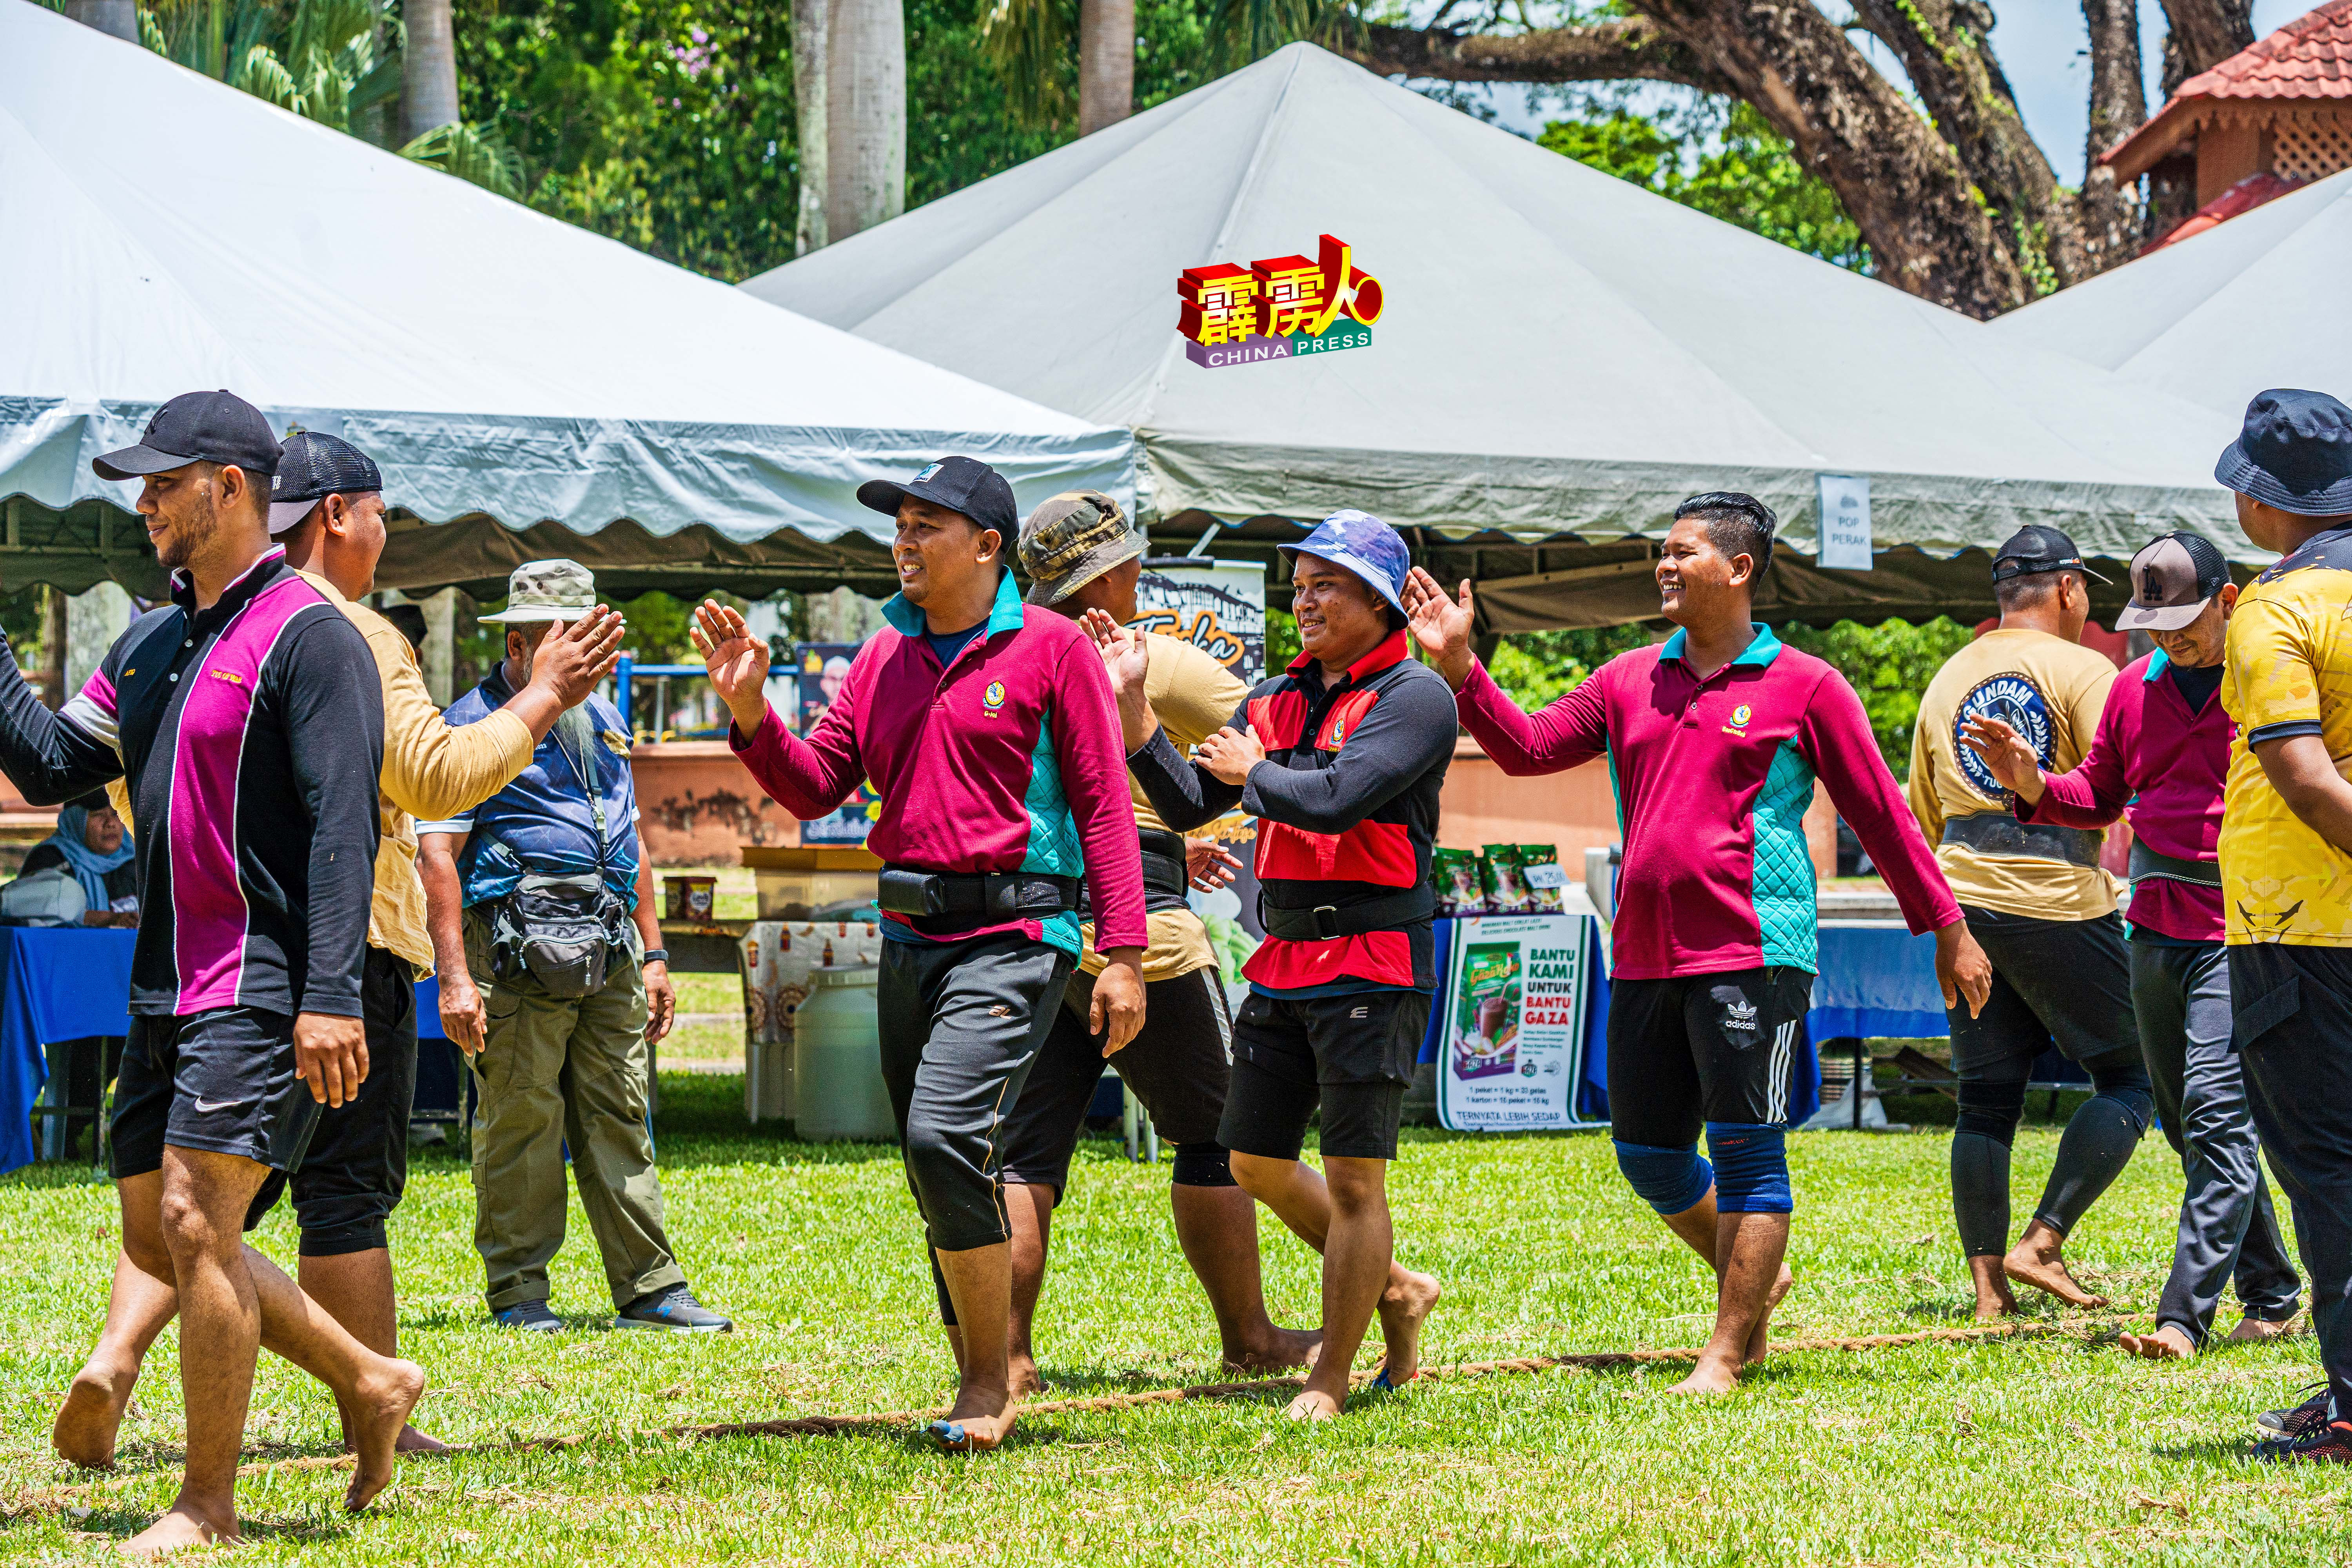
169 546 288 629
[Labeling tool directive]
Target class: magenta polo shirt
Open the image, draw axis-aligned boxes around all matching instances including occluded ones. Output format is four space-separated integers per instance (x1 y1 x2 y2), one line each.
2017 650 2228 944
1456 625 1960 981
730 570 1147 957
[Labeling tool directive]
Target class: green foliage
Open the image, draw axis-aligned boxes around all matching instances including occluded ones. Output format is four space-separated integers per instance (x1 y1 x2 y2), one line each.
400 117 524 194
1485 625 1653 710
1265 603 1300 670
1540 99 1869 272
1777 616 1975 777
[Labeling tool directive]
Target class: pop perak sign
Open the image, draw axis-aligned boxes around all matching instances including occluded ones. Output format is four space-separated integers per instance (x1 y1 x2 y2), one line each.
1178 234 1382 370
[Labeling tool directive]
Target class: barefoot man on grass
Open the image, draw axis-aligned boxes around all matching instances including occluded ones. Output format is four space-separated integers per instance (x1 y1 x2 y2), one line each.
1404 492 1987 1394
1113 511 1448 1421
52 433 628 1469
1961 531 2301 1361
1908 526 2154 1320
1000 490 1320 1389
697 456 1148 1452
0 392 421 1552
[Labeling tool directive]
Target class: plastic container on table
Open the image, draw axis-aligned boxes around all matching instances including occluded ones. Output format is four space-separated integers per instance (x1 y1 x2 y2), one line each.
743 846 882 919
792 964 894 1142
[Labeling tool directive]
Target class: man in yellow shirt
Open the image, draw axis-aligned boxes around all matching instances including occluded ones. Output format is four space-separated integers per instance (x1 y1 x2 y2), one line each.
2212 390 2352 1461
993 493 1320 1393
1908 527 2150 1320
51 433 622 1468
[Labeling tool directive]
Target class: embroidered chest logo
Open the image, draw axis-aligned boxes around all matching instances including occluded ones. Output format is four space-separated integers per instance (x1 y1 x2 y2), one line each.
1723 701 1753 738
208 669 244 685
1954 672 2053 803
982 680 1006 716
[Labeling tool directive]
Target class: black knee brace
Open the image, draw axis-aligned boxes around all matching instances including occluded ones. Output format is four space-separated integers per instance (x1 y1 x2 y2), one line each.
1172 1141 1237 1188
2084 1049 2155 1133
1955 1078 2028 1149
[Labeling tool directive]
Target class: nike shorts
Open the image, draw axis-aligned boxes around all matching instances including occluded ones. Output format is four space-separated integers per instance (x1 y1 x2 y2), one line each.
1604 966 1813 1146
109 1004 321 1180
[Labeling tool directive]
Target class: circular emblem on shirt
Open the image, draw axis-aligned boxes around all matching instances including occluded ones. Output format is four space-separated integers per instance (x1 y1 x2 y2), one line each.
1954 672 2052 802
983 680 1006 711
1730 703 1752 728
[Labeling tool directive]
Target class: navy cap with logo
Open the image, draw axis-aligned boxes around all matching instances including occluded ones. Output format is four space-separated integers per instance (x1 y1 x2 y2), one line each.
856 456 1020 541
92 390 281 484
2215 388 2352 517
269 432 384 534
1990 524 2111 585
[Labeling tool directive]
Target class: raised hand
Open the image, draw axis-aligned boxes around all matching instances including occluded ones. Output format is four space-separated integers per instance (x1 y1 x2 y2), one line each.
690 600 772 736
1958 715 2044 804
1081 611 1158 752
528 605 626 709
1402 566 1476 690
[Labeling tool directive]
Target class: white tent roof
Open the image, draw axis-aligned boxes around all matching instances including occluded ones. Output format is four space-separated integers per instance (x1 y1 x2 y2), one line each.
1989 167 2352 418
0 0 1133 572
746 43 2250 564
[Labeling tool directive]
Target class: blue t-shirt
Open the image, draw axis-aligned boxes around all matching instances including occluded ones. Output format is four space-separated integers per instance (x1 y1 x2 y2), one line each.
925 622 986 670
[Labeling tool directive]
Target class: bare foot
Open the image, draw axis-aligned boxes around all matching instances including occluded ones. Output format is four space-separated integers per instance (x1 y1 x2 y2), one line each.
344 1359 426 1512
1283 1389 1343 1421
1745 1264 1795 1367
929 1380 1018 1453
1969 1254 2020 1321
1663 1352 1743 1396
2004 1248 2107 1310
2120 1324 2196 1361
119 1502 231 1557
1005 1351 1047 1400
1374 1269 1442 1386
54 1361 136 1470
2229 1315 2299 1344
1225 1326 1322 1376
393 1425 451 1455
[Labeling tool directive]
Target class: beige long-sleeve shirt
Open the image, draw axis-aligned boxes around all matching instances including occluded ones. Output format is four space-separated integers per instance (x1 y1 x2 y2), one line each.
296 572 535 976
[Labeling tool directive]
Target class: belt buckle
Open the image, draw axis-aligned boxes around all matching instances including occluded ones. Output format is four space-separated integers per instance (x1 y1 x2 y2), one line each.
1311 905 1341 942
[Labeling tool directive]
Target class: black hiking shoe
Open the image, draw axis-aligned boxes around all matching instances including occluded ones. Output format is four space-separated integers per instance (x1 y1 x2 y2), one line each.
617 1285 733 1333
2257 1383 2332 1441
494 1300 564 1332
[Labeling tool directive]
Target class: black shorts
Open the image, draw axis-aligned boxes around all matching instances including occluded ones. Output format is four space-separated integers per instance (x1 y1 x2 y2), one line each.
1948 906 2137 1078
245 947 419 1255
1220 987 1431 1162
1606 966 1813 1147
1000 964 1233 1193
110 1004 318 1179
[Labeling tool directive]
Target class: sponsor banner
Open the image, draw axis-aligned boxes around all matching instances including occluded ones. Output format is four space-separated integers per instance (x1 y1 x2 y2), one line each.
1437 913 1596 1133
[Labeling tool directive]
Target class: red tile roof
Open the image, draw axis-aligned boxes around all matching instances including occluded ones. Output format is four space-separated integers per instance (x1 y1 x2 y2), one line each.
2142 171 2303 253
2103 2 2352 177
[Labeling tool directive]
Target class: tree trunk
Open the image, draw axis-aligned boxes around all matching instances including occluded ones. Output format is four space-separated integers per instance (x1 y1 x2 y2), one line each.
2078 0 2147 267
826 0 906 243
1347 15 1729 92
2157 0 2254 96
1078 0 1135 137
401 0 462 144
34 587 67 712
63 0 138 42
793 0 830 254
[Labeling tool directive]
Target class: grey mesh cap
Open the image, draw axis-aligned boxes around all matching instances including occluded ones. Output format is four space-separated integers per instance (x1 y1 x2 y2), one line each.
1019 491 1146 605
479 558 599 623
2115 532 2231 632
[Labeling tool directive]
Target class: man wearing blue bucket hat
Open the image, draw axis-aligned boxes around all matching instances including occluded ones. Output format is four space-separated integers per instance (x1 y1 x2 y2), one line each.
1107 508 1454 1422
2206 390 2352 1461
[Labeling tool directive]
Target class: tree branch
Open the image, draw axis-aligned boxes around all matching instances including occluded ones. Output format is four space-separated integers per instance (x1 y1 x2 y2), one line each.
2078 0 2147 271
1339 15 1732 92
2157 0 2253 95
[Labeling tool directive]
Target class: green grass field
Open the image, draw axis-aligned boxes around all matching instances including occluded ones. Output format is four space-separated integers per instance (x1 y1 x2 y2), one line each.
2 1074 2339 1566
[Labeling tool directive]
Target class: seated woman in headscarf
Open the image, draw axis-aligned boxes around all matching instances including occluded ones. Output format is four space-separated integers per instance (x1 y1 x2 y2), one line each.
21 792 136 926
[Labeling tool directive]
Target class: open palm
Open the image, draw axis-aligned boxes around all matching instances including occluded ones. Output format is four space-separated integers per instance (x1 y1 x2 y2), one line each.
1401 566 1474 672
691 600 769 708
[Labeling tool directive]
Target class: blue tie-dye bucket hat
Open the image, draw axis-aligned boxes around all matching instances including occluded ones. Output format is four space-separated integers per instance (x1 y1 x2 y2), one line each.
1279 509 1409 615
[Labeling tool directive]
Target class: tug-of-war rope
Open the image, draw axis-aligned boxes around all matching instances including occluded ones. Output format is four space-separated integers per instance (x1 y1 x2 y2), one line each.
29 1316 2089 1507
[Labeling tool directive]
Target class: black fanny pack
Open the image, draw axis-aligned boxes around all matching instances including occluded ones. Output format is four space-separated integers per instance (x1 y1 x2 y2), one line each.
488 872 633 999
1259 884 1435 942
2128 840 2223 889
1941 814 2104 869
1138 827 1189 902
878 866 1082 922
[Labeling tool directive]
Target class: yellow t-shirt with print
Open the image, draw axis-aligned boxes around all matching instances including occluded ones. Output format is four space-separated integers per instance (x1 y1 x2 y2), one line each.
2221 536 2352 945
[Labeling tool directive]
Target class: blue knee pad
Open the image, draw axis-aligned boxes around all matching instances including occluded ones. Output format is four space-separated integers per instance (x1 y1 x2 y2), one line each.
1614 1141 1713 1216
1706 1122 1792 1214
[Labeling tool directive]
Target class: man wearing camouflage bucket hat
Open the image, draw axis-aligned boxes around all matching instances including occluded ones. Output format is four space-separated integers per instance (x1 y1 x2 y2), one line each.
997 491 1321 1393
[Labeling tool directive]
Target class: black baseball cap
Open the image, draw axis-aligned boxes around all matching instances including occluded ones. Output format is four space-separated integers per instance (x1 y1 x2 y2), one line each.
2214 388 2352 517
92 390 281 484
269 431 383 533
856 456 1019 541
1990 524 2111 585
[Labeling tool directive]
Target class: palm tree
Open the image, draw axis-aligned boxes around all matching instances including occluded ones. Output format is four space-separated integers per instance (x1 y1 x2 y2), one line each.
825 0 904 241
398 0 458 143
793 0 828 254
1074 0 1132 136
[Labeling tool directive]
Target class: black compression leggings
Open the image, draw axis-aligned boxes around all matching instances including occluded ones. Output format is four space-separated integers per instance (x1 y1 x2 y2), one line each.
1951 1046 2154 1258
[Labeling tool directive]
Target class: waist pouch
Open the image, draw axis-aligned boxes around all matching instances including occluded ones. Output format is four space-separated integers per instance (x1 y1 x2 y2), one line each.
1078 828 1191 918
1942 814 2103 869
1259 884 1435 942
878 866 1081 924
488 872 632 999
2128 840 2223 889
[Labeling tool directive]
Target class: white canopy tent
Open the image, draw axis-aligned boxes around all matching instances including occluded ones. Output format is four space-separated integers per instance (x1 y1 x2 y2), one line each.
746 44 2254 628
0 0 1134 598
1989 167 2352 419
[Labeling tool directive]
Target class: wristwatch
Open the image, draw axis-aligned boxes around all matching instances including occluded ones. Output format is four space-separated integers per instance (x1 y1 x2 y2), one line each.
642 947 669 966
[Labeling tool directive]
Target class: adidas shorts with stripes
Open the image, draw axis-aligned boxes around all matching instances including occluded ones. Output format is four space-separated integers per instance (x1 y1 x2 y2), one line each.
1604 966 1816 1147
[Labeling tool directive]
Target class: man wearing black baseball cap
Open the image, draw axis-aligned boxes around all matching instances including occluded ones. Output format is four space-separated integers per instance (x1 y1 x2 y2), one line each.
696 455 1148 1452
0 391 421 1548
1908 523 2154 1323
1962 530 2300 1364
2205 390 2352 1460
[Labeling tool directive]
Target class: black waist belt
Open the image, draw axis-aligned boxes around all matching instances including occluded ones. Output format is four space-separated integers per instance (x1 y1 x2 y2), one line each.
1138 827 1189 900
877 866 1080 920
1941 815 2103 869
1259 886 1435 942
2128 840 2223 889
